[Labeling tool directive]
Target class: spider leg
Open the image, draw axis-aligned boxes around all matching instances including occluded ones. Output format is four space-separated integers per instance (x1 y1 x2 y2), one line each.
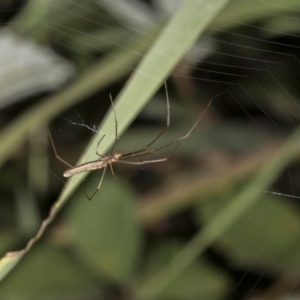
109 163 118 180
83 165 107 201
96 135 106 157
49 131 73 168
121 81 170 158
123 97 212 160
122 141 179 160
119 143 179 165
108 94 118 155
177 98 213 141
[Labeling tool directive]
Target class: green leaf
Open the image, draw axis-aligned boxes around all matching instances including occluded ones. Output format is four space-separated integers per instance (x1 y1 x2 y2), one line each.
0 245 99 299
200 193 300 273
140 241 230 300
66 176 141 282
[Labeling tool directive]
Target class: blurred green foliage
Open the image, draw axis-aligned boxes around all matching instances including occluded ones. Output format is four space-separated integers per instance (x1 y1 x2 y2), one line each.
1 0 300 299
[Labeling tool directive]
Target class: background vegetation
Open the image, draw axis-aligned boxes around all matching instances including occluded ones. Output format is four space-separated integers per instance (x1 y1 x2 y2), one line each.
1 0 300 299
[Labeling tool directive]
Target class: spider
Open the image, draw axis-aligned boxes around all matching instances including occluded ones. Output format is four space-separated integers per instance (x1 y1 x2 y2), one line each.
49 82 212 200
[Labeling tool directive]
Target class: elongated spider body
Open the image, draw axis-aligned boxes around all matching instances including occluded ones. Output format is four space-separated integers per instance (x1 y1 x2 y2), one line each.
63 151 123 177
50 82 212 200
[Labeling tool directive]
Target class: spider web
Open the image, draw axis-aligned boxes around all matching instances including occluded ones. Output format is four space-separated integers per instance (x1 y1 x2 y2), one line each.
1 0 300 299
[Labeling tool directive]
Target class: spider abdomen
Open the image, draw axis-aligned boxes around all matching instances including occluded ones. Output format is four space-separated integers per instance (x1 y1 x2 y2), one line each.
63 160 107 177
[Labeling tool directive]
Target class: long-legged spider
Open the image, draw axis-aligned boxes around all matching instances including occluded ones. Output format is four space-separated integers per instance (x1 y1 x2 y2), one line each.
49 82 212 200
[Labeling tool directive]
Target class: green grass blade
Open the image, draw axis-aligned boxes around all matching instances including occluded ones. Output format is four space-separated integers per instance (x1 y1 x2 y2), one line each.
137 125 300 299
0 27 158 169
60 0 230 204
0 0 229 282
213 0 300 31
0 28 156 282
